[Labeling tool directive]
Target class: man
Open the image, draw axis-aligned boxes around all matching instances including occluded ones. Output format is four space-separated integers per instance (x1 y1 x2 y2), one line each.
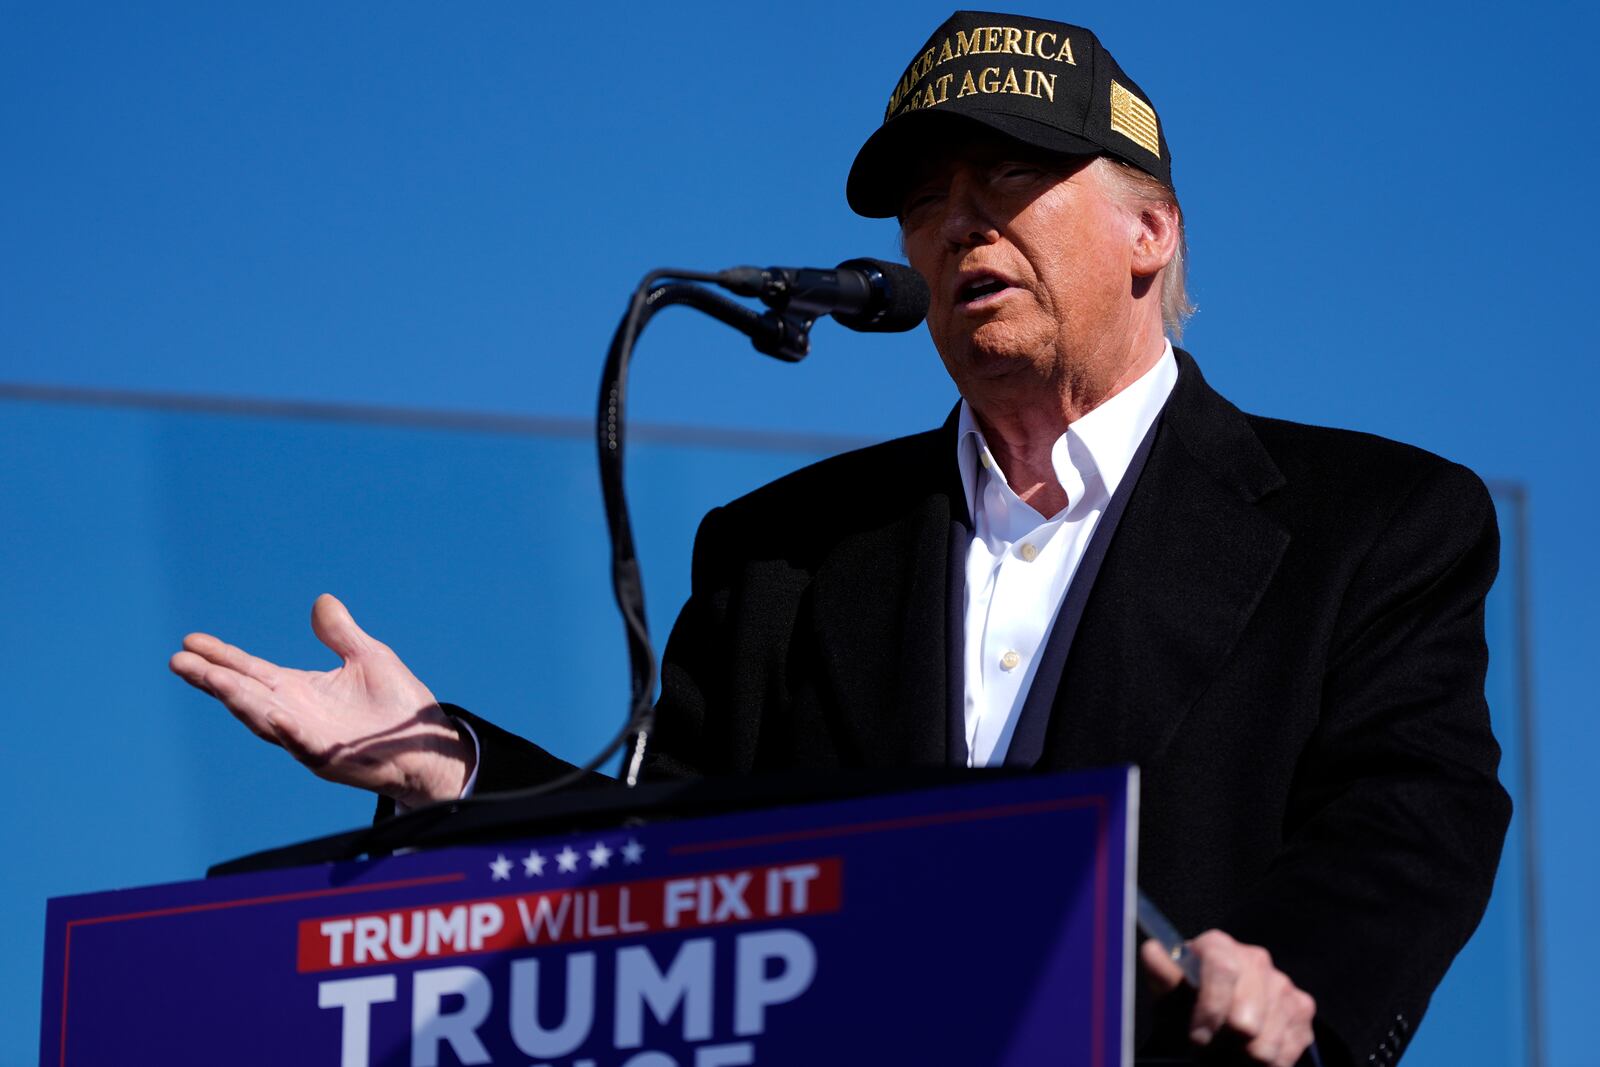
170 12 1508 1066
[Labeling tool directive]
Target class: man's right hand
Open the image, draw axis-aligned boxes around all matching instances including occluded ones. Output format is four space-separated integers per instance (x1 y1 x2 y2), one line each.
169 593 474 809
1141 929 1318 1067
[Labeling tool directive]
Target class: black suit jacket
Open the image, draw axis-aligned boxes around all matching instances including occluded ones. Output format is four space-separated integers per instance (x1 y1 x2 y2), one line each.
461 350 1509 1064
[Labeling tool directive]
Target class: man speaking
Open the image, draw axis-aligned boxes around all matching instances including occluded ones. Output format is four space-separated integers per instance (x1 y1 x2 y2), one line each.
170 12 1509 1066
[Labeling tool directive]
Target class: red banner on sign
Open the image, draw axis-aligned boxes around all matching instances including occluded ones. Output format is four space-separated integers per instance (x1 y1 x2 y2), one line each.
296 858 842 972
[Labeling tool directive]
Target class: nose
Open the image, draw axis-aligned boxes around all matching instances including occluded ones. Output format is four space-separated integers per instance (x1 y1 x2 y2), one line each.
938 166 998 249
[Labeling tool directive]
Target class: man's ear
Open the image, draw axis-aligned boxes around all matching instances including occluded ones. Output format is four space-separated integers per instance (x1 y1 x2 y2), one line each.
1130 202 1180 279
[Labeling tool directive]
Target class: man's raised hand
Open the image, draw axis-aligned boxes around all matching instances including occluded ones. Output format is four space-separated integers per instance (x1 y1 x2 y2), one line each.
169 594 474 808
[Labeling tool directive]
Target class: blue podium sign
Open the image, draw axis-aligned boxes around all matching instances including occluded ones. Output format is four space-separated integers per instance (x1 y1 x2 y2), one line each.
42 768 1136 1067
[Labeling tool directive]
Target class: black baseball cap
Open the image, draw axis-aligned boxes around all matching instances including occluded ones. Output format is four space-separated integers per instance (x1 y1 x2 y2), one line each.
846 11 1171 217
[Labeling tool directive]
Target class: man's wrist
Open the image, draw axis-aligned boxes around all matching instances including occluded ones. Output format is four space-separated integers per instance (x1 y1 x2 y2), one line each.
393 709 480 810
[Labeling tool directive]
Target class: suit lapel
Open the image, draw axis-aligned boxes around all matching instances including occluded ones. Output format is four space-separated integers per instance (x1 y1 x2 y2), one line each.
1040 351 1290 771
811 412 966 768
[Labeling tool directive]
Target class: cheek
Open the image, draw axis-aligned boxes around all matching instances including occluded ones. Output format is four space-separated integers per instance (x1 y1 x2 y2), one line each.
1043 229 1130 309
903 241 938 295
904 244 952 319
1022 190 1135 297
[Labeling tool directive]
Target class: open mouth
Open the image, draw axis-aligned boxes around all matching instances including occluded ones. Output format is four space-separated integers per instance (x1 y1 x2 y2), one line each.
956 274 1012 305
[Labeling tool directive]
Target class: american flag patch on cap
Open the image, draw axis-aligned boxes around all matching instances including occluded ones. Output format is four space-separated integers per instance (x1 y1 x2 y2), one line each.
1110 80 1160 158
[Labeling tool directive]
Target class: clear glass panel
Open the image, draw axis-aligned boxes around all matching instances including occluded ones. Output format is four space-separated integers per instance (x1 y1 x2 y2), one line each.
0 397 1536 1063
1403 483 1536 1066
0 396 833 1054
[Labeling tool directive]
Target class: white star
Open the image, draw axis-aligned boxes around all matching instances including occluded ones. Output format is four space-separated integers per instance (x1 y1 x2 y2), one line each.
621 838 645 865
489 853 512 881
522 850 546 877
587 841 613 869
556 845 580 873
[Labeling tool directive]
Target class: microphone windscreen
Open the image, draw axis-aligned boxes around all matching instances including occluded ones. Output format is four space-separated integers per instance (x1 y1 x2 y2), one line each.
833 258 930 333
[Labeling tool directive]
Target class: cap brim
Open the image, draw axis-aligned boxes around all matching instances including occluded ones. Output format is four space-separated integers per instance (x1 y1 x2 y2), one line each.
846 109 1102 218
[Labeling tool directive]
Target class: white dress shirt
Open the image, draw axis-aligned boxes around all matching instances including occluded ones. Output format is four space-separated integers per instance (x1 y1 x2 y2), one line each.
955 343 1177 767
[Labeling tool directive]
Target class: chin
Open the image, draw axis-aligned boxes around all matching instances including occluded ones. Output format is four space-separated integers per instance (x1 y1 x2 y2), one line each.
967 323 1046 366
936 319 1047 381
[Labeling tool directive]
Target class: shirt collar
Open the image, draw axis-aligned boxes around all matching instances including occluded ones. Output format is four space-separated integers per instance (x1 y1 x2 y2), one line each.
956 340 1178 528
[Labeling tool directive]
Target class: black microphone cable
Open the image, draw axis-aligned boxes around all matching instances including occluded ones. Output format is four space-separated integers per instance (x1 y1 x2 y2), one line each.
349 261 927 858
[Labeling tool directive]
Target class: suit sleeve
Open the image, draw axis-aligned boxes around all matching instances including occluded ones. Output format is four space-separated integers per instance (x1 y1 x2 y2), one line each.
1220 462 1512 1065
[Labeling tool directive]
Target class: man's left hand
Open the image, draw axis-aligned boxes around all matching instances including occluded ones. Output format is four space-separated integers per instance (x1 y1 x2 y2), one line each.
1141 929 1317 1067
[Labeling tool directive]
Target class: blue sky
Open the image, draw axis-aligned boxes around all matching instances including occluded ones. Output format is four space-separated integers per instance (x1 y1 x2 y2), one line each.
2 2 1596 1063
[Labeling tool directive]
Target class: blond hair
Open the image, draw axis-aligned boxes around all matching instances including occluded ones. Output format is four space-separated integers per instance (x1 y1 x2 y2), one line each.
1094 157 1195 339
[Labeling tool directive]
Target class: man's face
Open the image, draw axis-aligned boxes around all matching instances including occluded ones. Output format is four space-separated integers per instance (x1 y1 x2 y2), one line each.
899 136 1140 401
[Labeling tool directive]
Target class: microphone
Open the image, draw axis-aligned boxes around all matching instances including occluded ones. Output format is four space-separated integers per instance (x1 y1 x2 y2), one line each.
716 258 929 333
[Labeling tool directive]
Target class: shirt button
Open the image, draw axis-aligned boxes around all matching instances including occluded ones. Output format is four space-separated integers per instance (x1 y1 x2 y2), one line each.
1019 543 1038 561
1000 650 1020 670
980 450 994 469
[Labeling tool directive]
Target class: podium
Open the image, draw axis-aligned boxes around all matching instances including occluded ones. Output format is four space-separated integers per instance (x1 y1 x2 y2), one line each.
42 767 1136 1066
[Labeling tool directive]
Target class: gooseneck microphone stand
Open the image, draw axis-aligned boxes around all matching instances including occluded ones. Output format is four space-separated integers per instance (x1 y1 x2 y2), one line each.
598 269 822 789
329 260 921 861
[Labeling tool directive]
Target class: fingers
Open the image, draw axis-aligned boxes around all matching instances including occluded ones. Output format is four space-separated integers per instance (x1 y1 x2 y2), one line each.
1243 971 1315 1066
177 632 283 688
311 593 374 660
1190 931 1254 1045
1138 937 1186 994
168 649 284 746
1182 930 1316 1067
